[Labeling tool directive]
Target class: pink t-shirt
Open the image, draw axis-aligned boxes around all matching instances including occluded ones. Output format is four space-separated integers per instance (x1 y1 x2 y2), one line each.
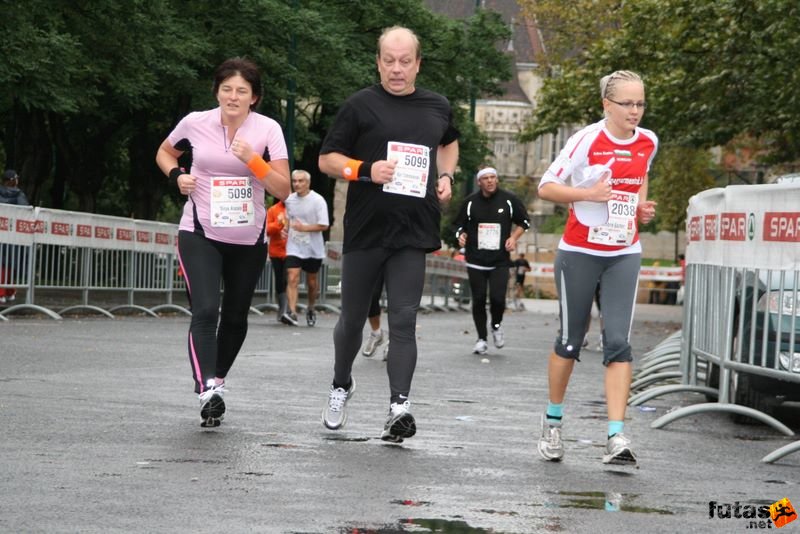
168 107 288 245
539 120 658 255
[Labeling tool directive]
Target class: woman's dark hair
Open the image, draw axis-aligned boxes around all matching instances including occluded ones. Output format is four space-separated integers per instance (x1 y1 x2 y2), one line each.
212 57 262 110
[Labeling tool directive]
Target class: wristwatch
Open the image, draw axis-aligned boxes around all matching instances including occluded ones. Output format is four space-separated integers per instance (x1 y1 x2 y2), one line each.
438 172 455 185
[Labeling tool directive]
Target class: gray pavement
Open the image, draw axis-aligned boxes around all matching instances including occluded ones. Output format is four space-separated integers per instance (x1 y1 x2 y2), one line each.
1 300 799 533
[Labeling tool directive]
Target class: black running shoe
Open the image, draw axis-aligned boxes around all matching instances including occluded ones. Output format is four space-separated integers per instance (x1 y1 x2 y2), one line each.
280 311 298 326
199 384 226 427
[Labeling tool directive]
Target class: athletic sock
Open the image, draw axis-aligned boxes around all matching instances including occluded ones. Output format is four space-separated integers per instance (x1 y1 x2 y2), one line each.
546 402 563 425
333 379 352 391
608 420 624 438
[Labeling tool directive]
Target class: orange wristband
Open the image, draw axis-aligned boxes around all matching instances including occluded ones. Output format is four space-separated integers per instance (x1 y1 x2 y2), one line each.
247 154 272 180
342 159 363 181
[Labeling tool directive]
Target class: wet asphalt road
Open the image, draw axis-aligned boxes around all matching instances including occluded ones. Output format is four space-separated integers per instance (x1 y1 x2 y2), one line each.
1 300 798 533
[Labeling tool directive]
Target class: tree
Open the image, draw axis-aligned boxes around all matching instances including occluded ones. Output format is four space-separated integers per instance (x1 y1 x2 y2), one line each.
517 0 800 243
649 146 716 258
518 0 800 164
0 0 512 227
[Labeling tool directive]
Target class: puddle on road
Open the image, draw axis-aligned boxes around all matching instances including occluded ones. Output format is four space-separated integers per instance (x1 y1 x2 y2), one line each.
323 436 371 442
477 509 518 517
341 518 501 533
603 469 635 477
390 499 432 506
546 491 673 514
733 434 776 442
333 501 521 532
142 458 224 464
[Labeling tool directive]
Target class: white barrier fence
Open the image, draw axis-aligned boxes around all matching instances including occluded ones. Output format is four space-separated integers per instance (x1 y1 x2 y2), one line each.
0 205 473 319
0 203 687 320
629 182 800 463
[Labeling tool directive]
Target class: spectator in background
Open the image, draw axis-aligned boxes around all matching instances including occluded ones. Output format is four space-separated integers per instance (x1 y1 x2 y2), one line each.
282 169 329 327
647 260 666 304
0 170 28 206
266 199 289 321
676 253 686 305
512 252 531 311
0 169 29 304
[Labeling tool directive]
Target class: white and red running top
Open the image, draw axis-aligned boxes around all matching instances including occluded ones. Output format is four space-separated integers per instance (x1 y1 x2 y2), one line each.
539 119 658 256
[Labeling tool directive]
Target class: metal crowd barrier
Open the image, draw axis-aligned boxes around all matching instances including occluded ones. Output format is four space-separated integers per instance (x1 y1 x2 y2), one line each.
628 182 800 463
0 205 470 321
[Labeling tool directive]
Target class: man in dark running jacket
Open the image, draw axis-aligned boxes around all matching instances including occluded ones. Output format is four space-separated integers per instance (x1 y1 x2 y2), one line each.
453 167 530 354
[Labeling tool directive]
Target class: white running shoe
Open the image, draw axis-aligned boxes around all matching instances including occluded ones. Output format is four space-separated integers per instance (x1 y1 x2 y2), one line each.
362 330 385 357
537 414 564 461
491 325 505 348
473 339 488 355
380 400 417 443
602 433 637 465
322 378 356 430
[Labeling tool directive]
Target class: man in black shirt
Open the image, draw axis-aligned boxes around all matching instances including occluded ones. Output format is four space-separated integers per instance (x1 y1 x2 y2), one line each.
318 26 459 443
453 167 530 354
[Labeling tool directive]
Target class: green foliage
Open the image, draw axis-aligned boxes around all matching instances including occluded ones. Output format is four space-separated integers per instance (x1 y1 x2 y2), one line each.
649 146 716 233
538 209 567 234
518 0 800 164
0 0 512 224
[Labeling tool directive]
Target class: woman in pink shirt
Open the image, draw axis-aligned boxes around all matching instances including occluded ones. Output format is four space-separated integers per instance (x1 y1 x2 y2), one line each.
156 57 290 427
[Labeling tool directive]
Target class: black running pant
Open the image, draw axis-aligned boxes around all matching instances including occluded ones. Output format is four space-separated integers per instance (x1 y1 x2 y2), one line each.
333 247 425 403
467 266 509 341
178 230 266 393
270 256 287 294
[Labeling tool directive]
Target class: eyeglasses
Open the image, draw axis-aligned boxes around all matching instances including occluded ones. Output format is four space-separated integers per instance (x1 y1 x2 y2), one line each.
607 99 647 110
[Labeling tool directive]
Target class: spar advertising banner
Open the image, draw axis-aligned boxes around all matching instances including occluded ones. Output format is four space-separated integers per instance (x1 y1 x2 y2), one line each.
686 183 800 270
0 204 36 246
0 207 177 254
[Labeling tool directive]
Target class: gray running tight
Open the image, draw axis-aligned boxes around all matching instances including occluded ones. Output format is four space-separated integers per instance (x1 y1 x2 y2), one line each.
553 249 640 365
333 247 425 403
